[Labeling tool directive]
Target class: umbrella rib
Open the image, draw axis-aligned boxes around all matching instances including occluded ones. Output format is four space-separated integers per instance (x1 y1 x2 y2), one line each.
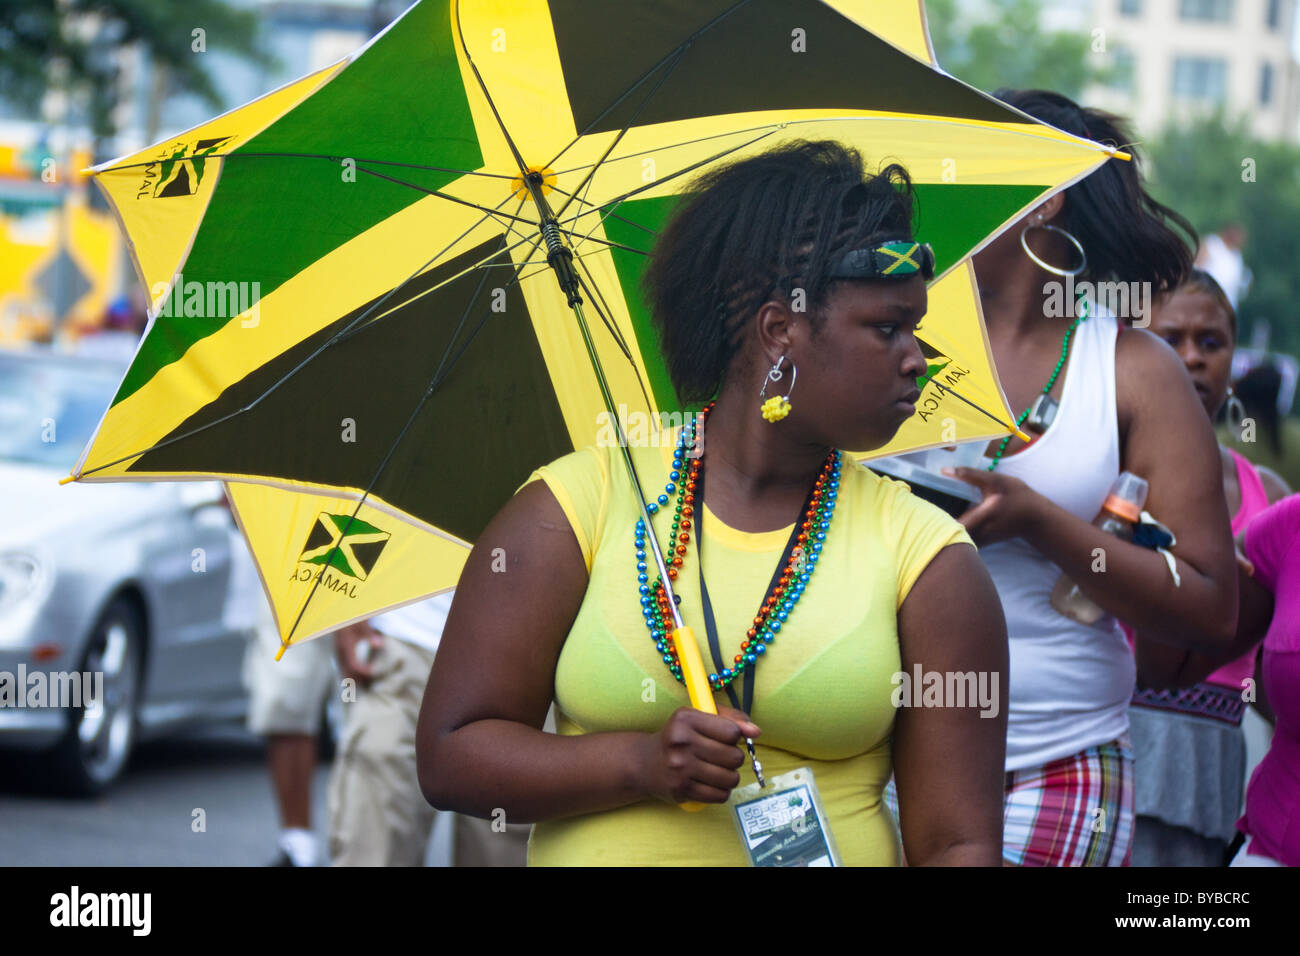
550 44 690 223
452 0 531 178
513 246 619 282
559 232 650 257
548 184 657 239
564 198 653 260
917 368 1021 434
551 121 787 179
571 261 635 366
567 244 639 364
282 241 540 646
556 127 781 259
324 233 545 349
543 0 756 173
572 263 656 416
496 194 535 250
98 152 516 180
355 164 539 228
75 197 537 478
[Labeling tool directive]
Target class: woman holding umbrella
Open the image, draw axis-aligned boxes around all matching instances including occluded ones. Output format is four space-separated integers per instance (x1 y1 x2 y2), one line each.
942 91 1240 866
416 141 1009 866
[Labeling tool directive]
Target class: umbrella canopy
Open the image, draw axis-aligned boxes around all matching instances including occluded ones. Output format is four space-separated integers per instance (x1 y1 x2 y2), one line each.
67 0 1125 648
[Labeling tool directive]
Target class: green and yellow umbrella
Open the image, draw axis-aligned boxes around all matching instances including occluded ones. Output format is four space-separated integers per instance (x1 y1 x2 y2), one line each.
66 0 1125 651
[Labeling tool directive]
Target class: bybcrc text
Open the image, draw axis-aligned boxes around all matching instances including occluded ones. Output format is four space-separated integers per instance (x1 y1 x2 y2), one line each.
50 887 151 936
1127 891 1250 906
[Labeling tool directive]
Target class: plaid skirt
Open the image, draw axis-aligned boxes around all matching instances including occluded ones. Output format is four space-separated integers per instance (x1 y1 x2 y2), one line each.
1003 737 1135 866
882 736 1134 866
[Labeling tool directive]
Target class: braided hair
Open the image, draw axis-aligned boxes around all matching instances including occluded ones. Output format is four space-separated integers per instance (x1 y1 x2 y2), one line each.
642 140 918 405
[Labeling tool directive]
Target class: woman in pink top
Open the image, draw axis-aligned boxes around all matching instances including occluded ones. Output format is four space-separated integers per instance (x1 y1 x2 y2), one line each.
1233 493 1300 865
1129 271 1289 866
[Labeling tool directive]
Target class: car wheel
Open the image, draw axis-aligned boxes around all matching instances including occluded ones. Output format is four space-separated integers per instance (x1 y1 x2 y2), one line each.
49 597 144 796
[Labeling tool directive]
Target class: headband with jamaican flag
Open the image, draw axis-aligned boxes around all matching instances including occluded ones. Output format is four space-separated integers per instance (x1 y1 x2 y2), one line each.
828 239 936 281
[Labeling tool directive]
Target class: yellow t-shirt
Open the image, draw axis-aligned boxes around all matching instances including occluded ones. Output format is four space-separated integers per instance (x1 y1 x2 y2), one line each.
524 432 973 866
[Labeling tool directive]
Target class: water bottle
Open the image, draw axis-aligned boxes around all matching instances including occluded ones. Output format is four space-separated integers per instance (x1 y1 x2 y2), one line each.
1049 472 1148 625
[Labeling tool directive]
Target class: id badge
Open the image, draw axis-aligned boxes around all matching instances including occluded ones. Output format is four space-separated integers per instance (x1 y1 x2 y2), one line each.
728 766 842 867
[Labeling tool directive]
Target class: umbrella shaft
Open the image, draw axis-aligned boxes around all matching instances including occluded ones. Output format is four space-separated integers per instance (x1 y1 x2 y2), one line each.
526 164 682 628
568 296 683 632
541 220 582 307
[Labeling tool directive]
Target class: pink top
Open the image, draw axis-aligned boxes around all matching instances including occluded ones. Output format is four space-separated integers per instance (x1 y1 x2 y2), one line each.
1123 450 1268 691
1202 451 1270 690
1239 493 1300 865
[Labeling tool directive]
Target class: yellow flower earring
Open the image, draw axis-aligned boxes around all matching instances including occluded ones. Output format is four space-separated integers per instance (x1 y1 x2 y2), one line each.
759 355 796 422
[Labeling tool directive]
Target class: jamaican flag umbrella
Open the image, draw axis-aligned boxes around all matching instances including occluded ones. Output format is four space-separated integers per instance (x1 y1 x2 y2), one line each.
67 0 1126 650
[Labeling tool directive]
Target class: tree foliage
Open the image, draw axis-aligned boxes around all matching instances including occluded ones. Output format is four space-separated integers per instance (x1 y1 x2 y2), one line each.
0 0 269 141
925 0 1102 99
1148 113 1300 355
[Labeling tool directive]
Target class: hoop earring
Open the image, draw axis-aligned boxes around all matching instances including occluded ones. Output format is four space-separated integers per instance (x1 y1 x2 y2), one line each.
759 354 796 422
1225 385 1247 438
1020 222 1087 277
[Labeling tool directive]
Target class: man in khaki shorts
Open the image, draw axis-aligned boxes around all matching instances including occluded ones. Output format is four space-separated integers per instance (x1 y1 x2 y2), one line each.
330 592 530 866
231 525 335 867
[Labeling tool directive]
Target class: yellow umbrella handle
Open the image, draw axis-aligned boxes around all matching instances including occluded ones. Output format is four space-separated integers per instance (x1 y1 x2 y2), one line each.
670 625 716 812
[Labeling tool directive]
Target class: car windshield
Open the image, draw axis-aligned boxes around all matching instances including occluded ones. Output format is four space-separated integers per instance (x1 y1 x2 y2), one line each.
0 352 124 471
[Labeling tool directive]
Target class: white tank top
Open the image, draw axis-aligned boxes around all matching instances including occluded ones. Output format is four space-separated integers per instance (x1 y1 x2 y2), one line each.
979 304 1136 771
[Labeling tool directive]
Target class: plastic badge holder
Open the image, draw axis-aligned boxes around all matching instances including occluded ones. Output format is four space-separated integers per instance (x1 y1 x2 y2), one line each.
729 766 843 867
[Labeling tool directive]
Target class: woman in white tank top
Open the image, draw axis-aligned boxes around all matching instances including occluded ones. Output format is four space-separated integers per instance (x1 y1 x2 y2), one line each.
945 91 1240 866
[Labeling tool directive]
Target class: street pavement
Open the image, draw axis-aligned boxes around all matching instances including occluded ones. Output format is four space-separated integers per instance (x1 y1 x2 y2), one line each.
0 724 452 866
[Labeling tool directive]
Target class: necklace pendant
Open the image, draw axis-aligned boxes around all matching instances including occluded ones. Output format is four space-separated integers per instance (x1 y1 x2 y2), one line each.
1023 393 1058 435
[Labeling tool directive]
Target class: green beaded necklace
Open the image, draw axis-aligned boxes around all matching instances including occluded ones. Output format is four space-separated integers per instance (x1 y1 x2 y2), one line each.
987 296 1090 471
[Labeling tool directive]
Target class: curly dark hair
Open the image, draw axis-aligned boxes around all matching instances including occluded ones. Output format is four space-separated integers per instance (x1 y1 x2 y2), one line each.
994 89 1197 291
642 140 919 405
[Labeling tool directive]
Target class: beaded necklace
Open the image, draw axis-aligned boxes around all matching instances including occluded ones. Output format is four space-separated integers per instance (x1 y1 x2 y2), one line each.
634 402 842 692
987 296 1090 471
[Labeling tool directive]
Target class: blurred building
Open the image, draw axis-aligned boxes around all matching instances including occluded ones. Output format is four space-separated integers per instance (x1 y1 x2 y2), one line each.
1044 0 1300 142
112 0 380 157
0 0 391 344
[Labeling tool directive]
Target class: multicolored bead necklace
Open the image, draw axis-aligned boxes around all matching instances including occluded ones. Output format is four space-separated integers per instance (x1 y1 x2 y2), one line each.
987 296 1090 471
634 401 842 692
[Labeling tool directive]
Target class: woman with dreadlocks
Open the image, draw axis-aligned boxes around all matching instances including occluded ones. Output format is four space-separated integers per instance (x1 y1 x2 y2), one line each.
415 140 1008 866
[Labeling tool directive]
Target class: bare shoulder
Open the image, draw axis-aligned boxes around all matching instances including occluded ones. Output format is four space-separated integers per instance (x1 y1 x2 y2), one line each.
899 540 997 632
472 478 587 583
1259 465 1293 503
1115 324 1186 382
422 478 588 733
1113 324 1201 439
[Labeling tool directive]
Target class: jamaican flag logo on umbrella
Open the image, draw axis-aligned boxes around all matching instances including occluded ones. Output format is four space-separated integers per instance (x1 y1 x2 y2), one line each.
919 341 952 391
298 512 391 581
67 0 1128 650
154 136 232 198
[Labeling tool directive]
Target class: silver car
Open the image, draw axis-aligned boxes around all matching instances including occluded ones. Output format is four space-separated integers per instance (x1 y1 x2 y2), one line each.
0 347 251 793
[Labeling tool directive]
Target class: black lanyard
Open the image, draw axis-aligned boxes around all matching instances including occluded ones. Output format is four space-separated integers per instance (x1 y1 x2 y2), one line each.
692 463 821 719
